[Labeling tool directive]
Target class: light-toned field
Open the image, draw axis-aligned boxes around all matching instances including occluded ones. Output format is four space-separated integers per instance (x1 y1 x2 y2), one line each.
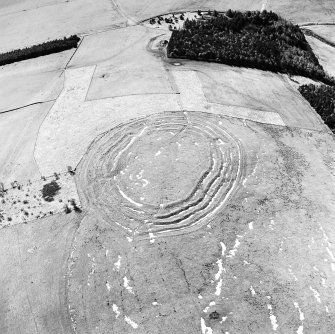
1 1 335 334
267 0 335 23
69 116 335 334
306 25 335 44
172 69 286 126
0 102 53 186
180 61 326 131
0 212 81 334
69 26 173 100
34 65 180 176
306 35 335 77
0 0 125 53
0 0 69 15
117 0 335 23
0 50 72 112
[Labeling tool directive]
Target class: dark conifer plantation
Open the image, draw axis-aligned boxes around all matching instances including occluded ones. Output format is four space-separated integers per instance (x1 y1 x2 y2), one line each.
168 10 334 85
0 35 80 66
299 84 335 132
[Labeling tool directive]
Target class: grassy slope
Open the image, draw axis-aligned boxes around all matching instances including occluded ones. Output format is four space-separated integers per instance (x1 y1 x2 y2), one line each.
305 26 335 45
0 213 81 334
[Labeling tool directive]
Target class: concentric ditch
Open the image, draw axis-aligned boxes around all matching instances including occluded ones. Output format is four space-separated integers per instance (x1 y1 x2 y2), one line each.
77 112 244 239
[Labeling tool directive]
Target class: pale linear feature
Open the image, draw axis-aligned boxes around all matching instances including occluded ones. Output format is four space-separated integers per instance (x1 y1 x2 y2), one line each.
35 66 285 177
34 66 180 176
172 70 286 126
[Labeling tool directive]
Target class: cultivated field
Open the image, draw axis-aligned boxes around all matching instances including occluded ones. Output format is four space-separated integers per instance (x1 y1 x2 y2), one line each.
1 1 335 334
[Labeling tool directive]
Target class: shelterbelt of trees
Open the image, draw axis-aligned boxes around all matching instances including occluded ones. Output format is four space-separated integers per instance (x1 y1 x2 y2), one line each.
299 84 335 132
167 10 334 85
0 35 80 66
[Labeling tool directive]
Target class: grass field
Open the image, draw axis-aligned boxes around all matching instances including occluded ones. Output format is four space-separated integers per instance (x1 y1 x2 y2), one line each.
1 1 335 333
69 115 335 333
0 213 81 334
306 35 335 77
0 0 125 53
0 50 73 112
69 26 173 100
0 102 53 187
306 25 335 44
34 65 180 176
117 0 335 23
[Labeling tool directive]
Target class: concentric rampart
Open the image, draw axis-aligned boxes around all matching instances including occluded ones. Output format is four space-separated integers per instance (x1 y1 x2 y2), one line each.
77 112 244 239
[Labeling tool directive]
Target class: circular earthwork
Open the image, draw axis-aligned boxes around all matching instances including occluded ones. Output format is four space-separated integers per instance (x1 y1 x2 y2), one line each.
77 112 244 239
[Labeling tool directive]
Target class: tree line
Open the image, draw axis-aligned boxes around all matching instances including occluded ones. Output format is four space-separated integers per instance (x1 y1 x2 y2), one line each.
167 10 334 85
299 84 335 132
0 35 80 66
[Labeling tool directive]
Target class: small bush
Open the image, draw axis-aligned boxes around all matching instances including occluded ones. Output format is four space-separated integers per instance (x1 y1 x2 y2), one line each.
41 181 61 202
209 311 220 319
69 199 82 213
64 205 72 214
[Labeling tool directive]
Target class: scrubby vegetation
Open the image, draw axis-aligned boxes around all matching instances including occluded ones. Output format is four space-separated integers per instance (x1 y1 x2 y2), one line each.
299 84 335 132
41 181 61 202
0 35 80 66
69 199 82 213
168 10 334 85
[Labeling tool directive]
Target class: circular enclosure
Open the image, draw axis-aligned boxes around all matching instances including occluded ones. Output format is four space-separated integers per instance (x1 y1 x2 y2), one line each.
78 112 244 238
